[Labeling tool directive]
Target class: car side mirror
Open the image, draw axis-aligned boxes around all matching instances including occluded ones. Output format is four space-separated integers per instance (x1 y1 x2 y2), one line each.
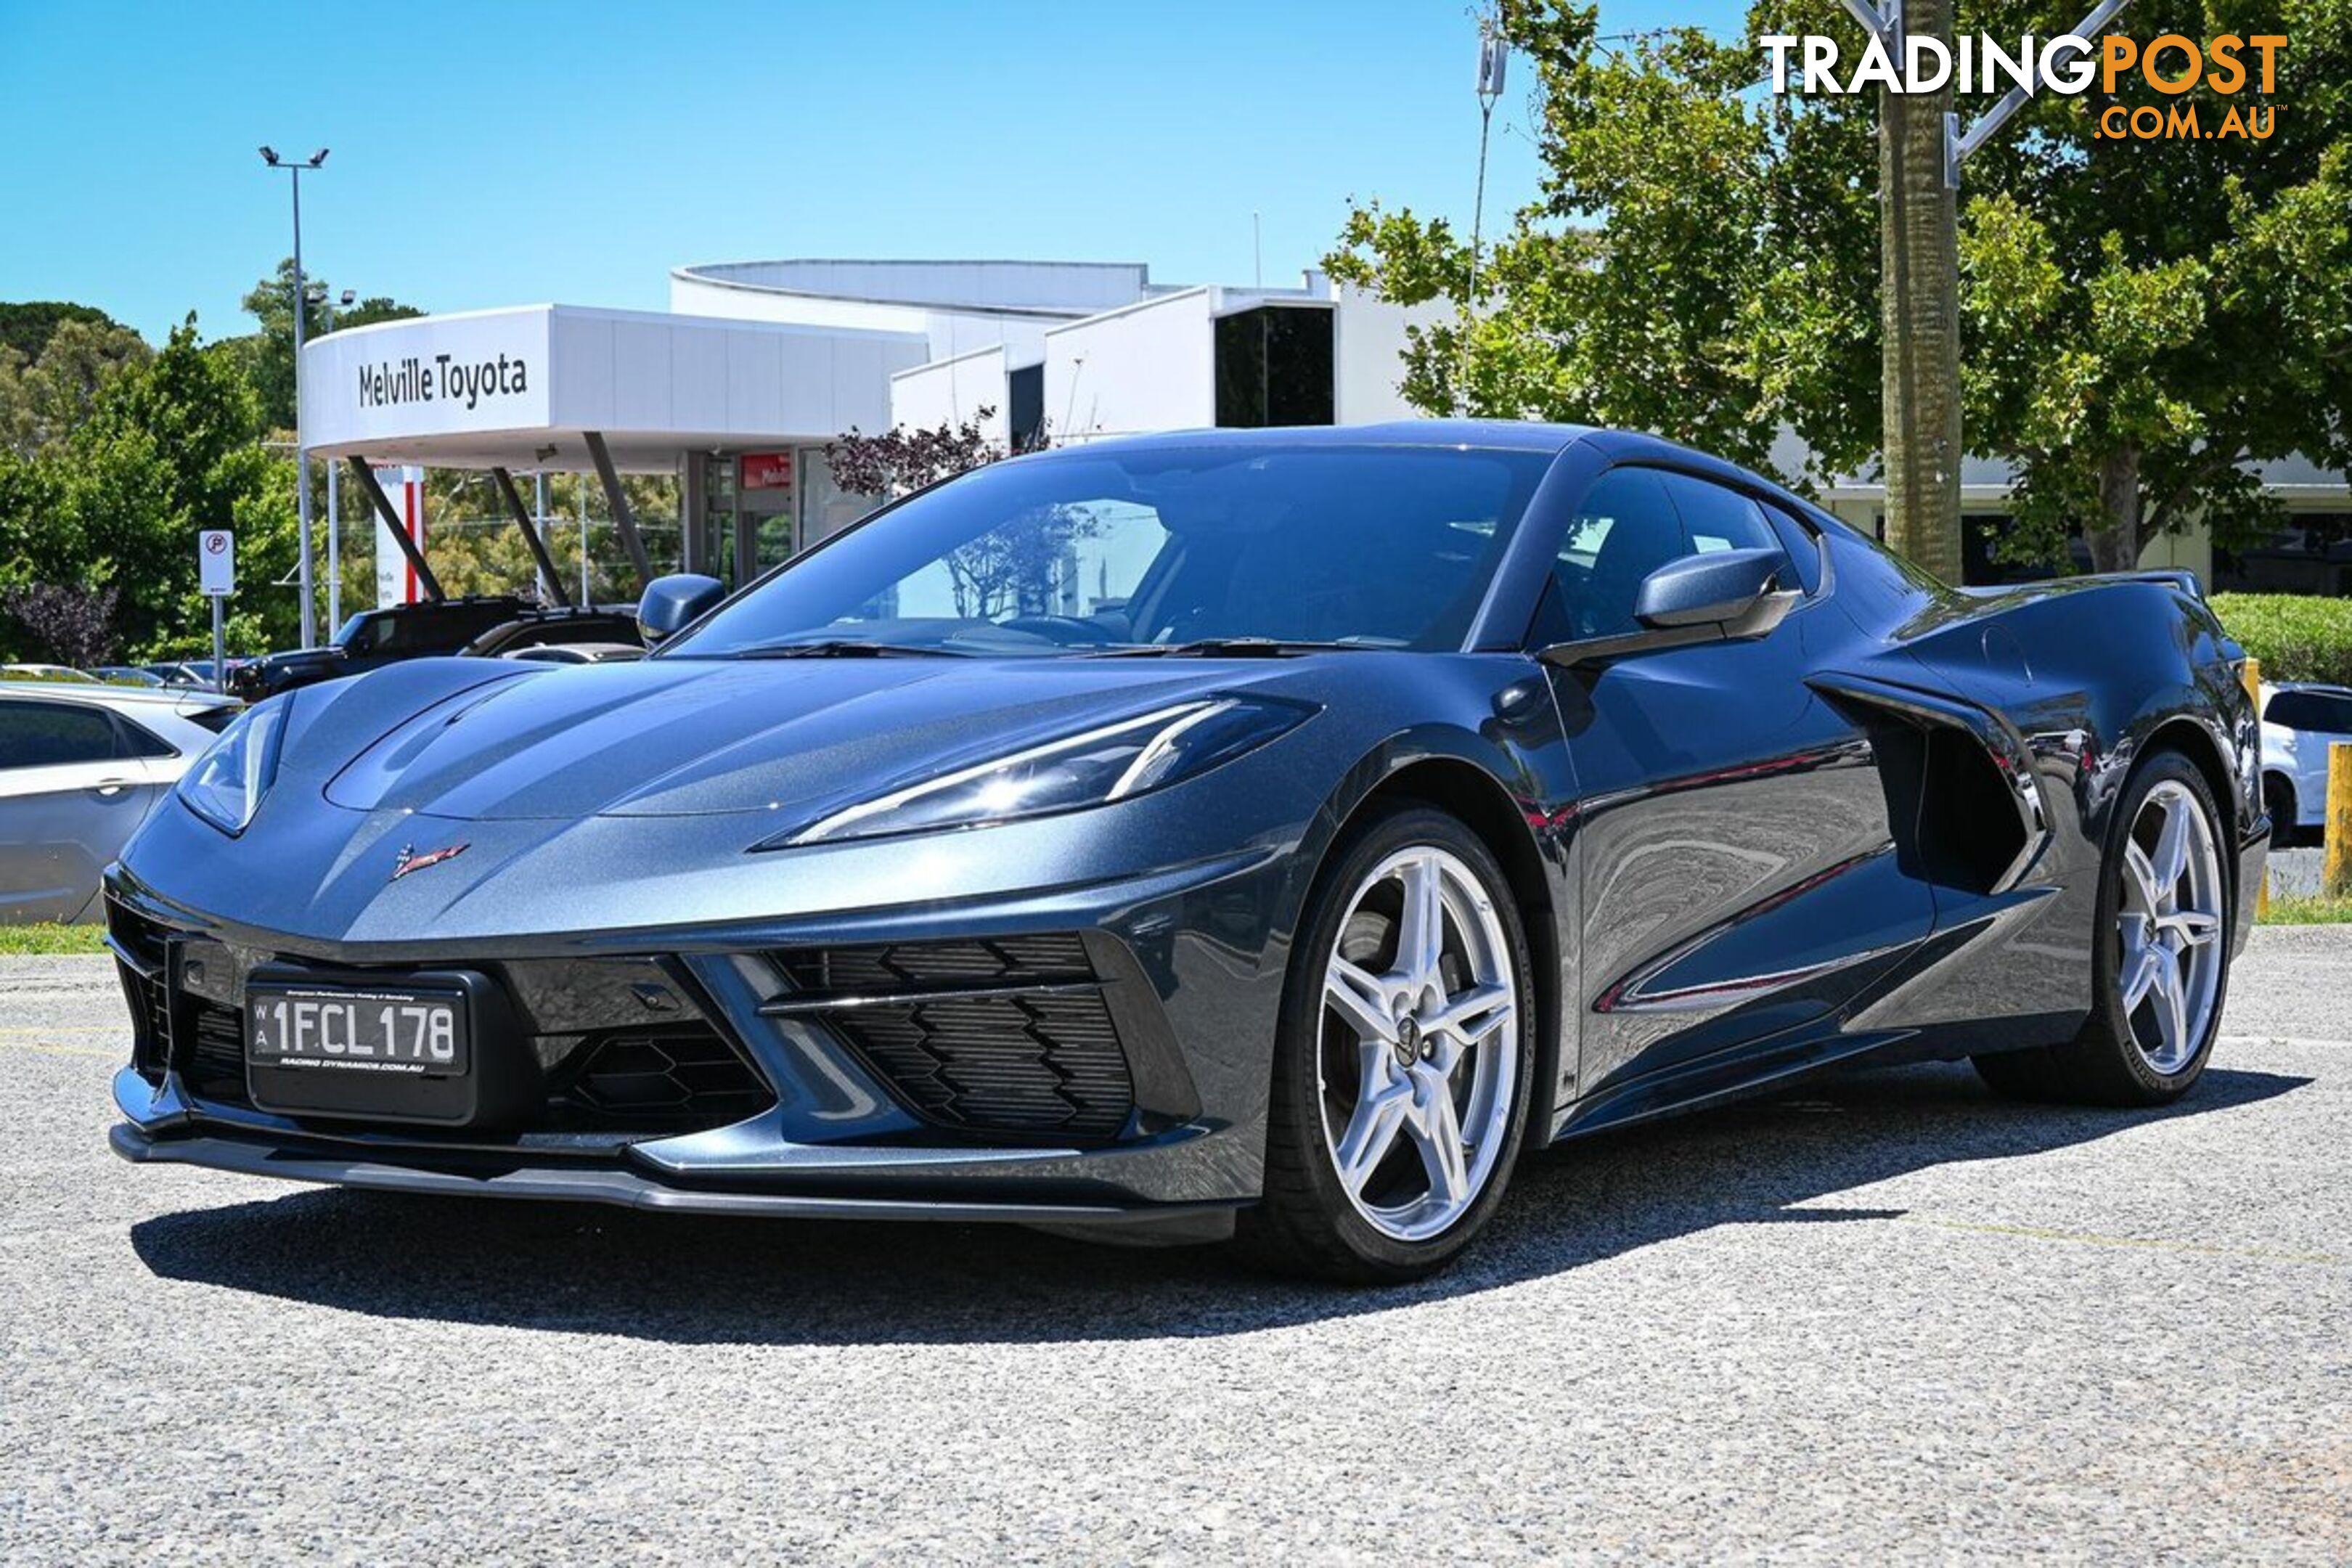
638 573 725 643
1539 548 1797 670
1632 547 1784 629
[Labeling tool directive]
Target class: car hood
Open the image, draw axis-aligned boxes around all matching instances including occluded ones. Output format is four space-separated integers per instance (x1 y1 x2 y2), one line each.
313 654 1283 825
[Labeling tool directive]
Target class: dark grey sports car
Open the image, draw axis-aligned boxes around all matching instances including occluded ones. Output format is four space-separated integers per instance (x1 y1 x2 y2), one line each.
106 423 2264 1281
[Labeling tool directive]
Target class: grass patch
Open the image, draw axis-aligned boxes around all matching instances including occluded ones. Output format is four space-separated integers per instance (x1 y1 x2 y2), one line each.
2258 893 2352 925
0 922 108 955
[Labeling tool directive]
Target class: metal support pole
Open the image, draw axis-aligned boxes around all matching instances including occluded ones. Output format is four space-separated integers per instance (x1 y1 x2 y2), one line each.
534 470 555 605
346 457 446 601
325 460 341 633
490 467 572 606
290 168 316 649
579 477 592 605
583 430 653 590
211 597 226 695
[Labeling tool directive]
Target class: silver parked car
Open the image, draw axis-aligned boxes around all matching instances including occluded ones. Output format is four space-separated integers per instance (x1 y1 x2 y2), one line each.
2258 681 2352 844
0 682 240 924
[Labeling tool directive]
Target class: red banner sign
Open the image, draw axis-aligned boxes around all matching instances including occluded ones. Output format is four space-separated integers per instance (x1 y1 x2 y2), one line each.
740 451 794 490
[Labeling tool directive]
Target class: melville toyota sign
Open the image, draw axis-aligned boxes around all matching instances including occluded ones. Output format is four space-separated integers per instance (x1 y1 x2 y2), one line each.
356 351 531 412
301 310 555 452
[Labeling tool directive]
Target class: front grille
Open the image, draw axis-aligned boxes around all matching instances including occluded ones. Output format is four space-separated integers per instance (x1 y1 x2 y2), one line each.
118 964 171 1082
775 934 1093 993
100 915 776 1139
106 899 171 971
550 1027 772 1130
185 1002 251 1107
107 899 174 1082
777 936 1136 1145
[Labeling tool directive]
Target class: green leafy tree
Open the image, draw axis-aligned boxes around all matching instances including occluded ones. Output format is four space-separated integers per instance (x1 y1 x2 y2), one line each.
1331 0 2352 573
1328 4 1879 489
0 316 153 457
0 301 121 363
1956 0 2352 569
0 317 305 661
234 260 425 433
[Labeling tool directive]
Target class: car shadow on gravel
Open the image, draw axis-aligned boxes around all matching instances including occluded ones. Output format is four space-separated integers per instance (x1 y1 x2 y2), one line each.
129 1061 2308 1344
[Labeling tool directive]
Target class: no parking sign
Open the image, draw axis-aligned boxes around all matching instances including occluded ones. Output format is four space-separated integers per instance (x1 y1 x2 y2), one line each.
199 529 235 596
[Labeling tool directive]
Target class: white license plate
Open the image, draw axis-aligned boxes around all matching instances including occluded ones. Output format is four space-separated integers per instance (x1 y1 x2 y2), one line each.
247 986 470 1077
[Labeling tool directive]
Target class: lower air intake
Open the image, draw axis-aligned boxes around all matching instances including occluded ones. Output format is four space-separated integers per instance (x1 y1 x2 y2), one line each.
555 1028 773 1129
776 936 1137 1145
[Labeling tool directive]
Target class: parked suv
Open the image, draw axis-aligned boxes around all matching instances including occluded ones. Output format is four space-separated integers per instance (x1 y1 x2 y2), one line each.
229 598 642 701
2258 681 2352 845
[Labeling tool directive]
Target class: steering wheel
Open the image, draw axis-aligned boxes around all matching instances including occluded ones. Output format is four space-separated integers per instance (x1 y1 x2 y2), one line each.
996 614 1122 647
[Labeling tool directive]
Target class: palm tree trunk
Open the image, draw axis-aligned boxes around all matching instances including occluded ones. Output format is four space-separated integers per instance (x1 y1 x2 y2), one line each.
1879 0 1965 584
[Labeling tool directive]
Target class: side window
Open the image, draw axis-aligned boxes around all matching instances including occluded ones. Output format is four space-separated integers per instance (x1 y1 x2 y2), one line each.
2272 692 2352 735
1657 473 1787 558
0 701 123 770
113 716 176 760
1762 504 1825 595
1540 467 1688 642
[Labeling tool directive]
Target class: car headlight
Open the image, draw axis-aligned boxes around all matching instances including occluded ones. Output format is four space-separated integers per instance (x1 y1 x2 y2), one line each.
176 698 290 836
773 697 1312 847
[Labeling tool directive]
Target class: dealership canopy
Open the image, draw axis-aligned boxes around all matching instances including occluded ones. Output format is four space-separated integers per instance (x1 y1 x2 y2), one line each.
301 303 923 474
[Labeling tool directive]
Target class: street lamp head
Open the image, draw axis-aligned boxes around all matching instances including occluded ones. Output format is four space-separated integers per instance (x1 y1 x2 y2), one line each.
258 146 279 166
306 148 329 167
338 290 356 306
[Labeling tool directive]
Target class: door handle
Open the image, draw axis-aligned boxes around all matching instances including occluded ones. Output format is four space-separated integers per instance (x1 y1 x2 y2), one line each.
91 779 133 798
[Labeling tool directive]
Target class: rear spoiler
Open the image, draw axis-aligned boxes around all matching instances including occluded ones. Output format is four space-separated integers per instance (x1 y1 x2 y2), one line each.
2104 567 2204 600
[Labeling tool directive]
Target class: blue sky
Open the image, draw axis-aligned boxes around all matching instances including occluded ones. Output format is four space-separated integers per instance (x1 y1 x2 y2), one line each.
0 0 1743 343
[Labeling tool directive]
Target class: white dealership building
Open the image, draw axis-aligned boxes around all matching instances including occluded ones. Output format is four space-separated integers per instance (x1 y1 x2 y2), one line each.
302 260 1435 594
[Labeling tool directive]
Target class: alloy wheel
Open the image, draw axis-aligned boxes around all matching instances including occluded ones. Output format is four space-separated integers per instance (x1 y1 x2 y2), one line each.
1316 846 1519 1243
2116 777 2226 1074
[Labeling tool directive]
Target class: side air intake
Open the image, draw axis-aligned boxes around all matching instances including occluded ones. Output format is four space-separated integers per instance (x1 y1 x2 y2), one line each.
1811 672 2049 896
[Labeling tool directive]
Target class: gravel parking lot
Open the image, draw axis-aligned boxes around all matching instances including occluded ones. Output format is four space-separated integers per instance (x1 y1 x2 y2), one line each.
3 936 2348 1564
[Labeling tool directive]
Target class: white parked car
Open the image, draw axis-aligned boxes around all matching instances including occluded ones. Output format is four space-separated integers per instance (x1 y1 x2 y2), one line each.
2258 681 2352 844
0 681 240 923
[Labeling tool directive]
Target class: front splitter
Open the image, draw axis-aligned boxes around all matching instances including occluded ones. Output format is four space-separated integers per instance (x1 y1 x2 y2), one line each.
108 1120 1242 1240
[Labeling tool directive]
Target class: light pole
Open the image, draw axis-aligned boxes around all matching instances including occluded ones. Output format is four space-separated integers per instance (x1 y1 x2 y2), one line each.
1457 17 1508 415
314 286 355 633
259 145 328 648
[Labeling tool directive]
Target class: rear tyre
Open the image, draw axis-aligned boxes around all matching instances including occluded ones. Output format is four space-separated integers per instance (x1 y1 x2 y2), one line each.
2263 774 2300 849
1973 750 2231 1106
1238 806 1536 1284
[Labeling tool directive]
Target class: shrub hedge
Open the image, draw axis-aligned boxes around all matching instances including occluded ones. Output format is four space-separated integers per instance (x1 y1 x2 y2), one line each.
2210 593 2352 689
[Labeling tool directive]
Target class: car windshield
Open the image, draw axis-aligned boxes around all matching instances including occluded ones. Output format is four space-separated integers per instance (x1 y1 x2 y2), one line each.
660 444 1553 658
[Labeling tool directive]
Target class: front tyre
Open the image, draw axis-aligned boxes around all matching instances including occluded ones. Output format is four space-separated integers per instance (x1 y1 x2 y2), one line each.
1974 750 2233 1106
1241 806 1536 1283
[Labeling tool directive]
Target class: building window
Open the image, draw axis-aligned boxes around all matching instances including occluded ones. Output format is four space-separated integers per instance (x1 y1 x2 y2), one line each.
2213 513 2352 596
1961 513 2093 587
1009 364 1045 451
1214 306 1334 428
